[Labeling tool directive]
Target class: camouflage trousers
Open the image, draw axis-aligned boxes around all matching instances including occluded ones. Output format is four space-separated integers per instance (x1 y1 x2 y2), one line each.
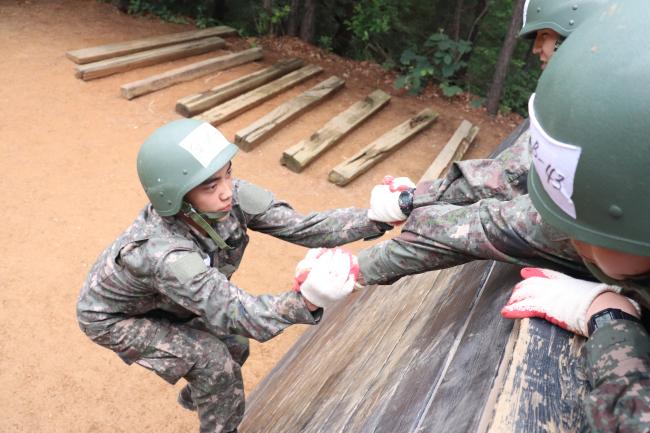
85 317 249 433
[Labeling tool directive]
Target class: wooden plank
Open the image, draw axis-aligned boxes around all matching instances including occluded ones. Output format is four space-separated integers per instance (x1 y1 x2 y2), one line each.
176 58 304 117
66 26 236 64
234 76 345 151
74 36 226 80
328 109 438 186
483 319 589 433
194 64 323 126
120 47 263 100
280 89 391 173
420 119 479 182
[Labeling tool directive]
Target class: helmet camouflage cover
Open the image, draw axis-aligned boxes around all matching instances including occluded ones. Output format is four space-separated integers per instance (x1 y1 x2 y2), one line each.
520 0 611 38
528 2 650 256
137 119 239 216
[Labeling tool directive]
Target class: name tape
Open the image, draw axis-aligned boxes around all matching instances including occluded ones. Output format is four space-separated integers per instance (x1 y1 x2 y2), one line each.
528 93 582 219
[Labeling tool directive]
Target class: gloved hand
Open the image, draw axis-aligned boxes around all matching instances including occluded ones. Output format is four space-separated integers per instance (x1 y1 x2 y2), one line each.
500 267 638 336
367 175 416 224
293 247 359 308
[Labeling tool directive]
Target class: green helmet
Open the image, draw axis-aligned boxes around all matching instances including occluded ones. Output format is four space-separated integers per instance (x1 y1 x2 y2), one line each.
528 2 650 256
520 0 610 38
137 119 239 216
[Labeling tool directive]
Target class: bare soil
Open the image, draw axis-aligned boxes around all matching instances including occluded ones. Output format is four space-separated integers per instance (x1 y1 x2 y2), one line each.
0 1 519 432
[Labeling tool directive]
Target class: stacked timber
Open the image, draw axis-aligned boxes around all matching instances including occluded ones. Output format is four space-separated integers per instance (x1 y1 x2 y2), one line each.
66 26 236 64
328 109 438 186
120 47 264 99
235 76 345 151
195 64 323 126
75 36 227 80
176 58 304 117
280 89 391 172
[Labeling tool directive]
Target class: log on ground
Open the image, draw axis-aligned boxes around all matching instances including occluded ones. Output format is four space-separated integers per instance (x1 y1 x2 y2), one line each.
74 36 226 81
120 47 263 100
234 76 345 151
280 89 391 173
328 108 438 186
176 58 303 117
194 64 323 126
420 119 479 182
66 26 236 64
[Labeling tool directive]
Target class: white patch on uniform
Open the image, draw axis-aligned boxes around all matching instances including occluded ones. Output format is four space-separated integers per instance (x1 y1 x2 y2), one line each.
178 123 230 168
528 94 582 218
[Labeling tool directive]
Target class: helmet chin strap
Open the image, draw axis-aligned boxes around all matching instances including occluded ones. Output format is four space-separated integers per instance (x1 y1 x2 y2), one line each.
180 202 233 250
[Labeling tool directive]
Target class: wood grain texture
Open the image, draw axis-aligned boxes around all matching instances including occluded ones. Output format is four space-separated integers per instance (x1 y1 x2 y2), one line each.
120 47 263 100
328 109 438 186
234 76 345 151
194 64 322 125
74 36 226 80
420 119 479 182
485 319 589 433
280 89 391 173
66 26 236 64
176 58 304 117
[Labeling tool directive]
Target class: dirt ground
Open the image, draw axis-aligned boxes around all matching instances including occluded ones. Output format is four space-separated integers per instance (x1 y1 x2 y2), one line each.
0 1 520 432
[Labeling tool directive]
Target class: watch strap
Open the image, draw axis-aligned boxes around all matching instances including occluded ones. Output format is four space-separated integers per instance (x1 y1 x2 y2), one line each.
588 308 641 336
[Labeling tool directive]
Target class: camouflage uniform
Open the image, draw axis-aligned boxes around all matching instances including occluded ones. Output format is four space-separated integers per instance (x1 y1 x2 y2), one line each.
77 179 388 433
358 163 650 432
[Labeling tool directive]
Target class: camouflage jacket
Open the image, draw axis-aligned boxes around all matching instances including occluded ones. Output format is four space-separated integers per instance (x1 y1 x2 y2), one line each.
77 179 387 347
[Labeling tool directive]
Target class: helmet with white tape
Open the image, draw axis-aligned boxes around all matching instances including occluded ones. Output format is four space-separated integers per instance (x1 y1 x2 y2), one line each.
137 119 239 216
528 2 650 256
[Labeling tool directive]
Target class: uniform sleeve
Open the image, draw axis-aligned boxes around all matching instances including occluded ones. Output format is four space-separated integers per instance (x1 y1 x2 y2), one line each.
358 194 584 285
585 320 650 432
124 247 319 342
414 131 531 207
248 201 389 247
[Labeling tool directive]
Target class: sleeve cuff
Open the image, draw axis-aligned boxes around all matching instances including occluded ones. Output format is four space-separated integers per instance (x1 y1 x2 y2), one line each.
586 320 650 386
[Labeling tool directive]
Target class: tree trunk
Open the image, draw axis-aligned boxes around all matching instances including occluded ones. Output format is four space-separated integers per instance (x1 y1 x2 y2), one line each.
467 0 489 44
263 0 275 35
450 0 464 41
486 0 526 116
300 0 316 43
287 0 302 36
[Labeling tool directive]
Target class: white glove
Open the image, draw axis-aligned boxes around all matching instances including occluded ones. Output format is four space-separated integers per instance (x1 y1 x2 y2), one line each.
367 175 416 224
500 267 639 336
293 248 359 308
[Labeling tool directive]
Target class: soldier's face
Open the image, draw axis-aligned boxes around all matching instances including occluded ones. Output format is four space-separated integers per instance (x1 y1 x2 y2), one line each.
532 29 561 69
185 162 233 221
571 239 650 280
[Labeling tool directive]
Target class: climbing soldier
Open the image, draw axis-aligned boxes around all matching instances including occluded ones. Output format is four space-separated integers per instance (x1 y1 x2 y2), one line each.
76 119 388 433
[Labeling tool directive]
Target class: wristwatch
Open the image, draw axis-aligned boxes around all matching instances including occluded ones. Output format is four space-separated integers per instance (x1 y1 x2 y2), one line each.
587 308 641 337
398 188 416 217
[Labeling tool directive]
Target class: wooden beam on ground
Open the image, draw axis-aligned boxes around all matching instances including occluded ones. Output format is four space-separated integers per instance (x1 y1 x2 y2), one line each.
280 89 391 173
74 37 226 81
234 76 345 151
328 109 438 186
120 47 263 100
66 26 236 64
176 58 303 117
194 64 323 126
420 119 479 182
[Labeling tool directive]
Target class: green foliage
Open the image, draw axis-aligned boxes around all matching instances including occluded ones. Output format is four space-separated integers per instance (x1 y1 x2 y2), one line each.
318 35 334 52
254 3 291 35
344 0 398 59
395 31 471 97
127 0 188 24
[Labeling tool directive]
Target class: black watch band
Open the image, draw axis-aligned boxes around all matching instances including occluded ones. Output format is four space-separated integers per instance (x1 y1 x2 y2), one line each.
398 188 415 217
587 308 641 337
